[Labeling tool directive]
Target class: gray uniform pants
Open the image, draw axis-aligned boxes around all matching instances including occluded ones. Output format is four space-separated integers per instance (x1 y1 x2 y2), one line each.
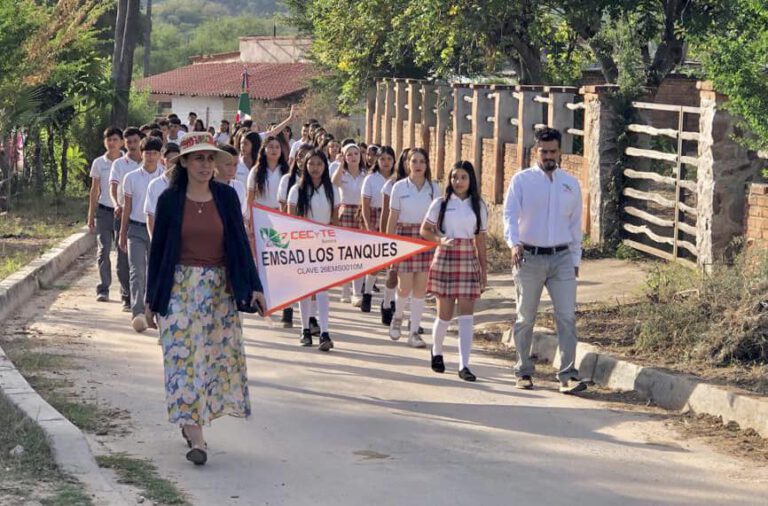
127 222 150 317
95 206 129 301
512 249 579 382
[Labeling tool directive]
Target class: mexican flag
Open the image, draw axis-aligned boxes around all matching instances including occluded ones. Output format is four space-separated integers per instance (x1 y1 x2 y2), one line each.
236 67 251 123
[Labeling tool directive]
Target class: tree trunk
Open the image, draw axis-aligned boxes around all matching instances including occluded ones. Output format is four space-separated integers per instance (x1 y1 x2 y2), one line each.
111 0 141 128
60 132 68 193
143 0 152 77
46 125 59 195
32 128 43 194
111 0 127 83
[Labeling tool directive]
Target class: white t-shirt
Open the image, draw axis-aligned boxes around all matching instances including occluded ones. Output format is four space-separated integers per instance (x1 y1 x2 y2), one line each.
143 174 170 217
109 155 141 206
277 173 296 205
123 166 164 223
247 165 284 209
381 179 395 199
337 169 366 205
230 179 248 217
389 178 441 224
329 161 340 178
361 172 388 209
425 195 488 239
236 158 250 189
213 132 230 145
287 184 340 225
90 154 119 207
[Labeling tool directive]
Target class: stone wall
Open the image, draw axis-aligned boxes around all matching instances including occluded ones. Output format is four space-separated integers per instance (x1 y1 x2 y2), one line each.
561 154 590 235
745 184 768 247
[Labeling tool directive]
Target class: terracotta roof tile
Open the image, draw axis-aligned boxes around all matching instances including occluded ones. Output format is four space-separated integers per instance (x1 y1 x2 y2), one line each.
135 62 314 100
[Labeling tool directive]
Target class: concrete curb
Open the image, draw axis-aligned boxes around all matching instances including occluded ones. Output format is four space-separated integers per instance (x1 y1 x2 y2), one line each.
504 327 768 439
0 228 129 505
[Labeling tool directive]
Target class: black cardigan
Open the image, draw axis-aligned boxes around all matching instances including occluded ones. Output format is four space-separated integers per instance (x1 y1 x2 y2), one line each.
146 181 262 316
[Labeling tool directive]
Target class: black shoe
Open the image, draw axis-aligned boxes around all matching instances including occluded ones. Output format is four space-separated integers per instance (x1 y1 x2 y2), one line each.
300 329 313 347
281 307 294 328
418 326 424 335
516 375 533 390
361 293 372 313
186 447 207 466
318 332 334 352
431 351 445 373
458 367 476 382
381 301 393 326
308 316 321 336
372 283 380 293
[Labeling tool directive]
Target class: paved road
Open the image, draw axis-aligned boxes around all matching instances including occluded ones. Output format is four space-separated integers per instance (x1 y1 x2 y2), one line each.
18 258 768 505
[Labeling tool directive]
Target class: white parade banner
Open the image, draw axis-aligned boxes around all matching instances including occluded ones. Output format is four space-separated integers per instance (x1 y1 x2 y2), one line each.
250 204 435 315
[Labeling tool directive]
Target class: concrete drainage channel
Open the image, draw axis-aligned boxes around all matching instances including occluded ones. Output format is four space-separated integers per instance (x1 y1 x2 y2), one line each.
504 327 768 439
0 228 130 506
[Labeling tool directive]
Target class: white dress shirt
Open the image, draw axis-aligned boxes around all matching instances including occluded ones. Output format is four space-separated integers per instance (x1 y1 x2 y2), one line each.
143 174 170 217
90 154 119 207
425 195 488 239
503 165 582 267
123 166 164 223
287 184 341 225
109 155 141 207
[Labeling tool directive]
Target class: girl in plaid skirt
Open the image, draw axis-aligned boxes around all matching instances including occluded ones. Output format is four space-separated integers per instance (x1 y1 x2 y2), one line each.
332 143 367 306
420 161 488 381
361 145 395 313
386 148 440 348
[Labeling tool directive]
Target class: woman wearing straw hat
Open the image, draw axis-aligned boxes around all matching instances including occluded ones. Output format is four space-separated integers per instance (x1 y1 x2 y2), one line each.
145 132 265 466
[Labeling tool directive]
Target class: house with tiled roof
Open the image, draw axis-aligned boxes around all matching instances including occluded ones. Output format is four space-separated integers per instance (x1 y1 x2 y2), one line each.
135 37 315 127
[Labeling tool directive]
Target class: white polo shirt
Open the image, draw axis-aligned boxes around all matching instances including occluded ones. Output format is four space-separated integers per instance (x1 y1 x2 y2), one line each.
503 165 582 267
90 154 120 208
389 178 441 224
230 179 248 217
213 132 230 145
337 169 366 205
236 157 250 189
381 179 395 199
277 173 296 205
361 171 388 209
109 155 141 206
247 165 284 209
329 161 341 178
143 174 170 217
123 166 164 224
425 195 488 239
287 184 340 225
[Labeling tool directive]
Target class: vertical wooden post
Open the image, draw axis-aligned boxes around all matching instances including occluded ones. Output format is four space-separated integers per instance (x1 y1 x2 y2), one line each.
382 79 394 148
515 85 545 169
492 85 517 204
365 86 376 144
546 86 578 154
470 84 494 191
393 79 407 155
420 83 437 156
453 84 473 172
434 85 452 180
406 79 421 149
372 80 385 145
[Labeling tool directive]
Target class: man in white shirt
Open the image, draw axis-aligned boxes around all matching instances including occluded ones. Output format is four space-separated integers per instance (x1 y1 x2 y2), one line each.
119 137 164 332
167 117 183 145
503 127 586 394
187 111 198 132
214 119 231 145
288 121 316 166
86 126 124 303
109 126 143 311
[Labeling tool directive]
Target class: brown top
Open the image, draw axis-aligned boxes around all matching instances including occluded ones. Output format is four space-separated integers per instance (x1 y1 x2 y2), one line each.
179 197 225 267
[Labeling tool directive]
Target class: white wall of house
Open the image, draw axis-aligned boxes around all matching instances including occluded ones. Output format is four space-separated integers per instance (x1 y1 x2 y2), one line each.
171 96 226 128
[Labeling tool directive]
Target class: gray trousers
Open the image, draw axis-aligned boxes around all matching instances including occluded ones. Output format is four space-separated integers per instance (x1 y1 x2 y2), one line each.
127 222 150 317
512 249 579 382
95 206 129 301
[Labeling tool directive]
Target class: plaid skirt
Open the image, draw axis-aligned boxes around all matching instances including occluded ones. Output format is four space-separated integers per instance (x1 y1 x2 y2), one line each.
427 238 482 299
394 223 434 273
367 206 382 232
339 204 362 229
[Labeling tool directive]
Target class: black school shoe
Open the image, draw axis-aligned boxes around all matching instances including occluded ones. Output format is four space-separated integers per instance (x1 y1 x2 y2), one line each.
361 293 372 313
380 300 393 326
281 307 294 328
300 329 313 347
458 367 476 382
318 332 334 352
308 316 321 336
430 351 445 373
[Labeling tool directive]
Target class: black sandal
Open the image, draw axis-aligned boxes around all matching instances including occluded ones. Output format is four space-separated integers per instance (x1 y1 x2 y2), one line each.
186 447 207 466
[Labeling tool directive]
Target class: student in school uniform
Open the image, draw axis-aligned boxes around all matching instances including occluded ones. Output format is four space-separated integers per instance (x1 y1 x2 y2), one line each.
109 127 144 312
287 149 340 352
214 144 248 218
386 147 440 348
332 143 367 306
420 161 488 382
246 135 287 211
86 127 124 302
118 136 165 333
237 131 262 189
360 145 395 313
144 143 180 238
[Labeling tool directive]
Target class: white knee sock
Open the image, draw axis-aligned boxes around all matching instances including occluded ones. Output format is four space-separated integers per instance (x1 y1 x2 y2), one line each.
364 274 376 294
316 291 330 332
409 298 425 334
431 318 450 356
342 284 351 299
353 277 364 297
458 315 474 369
394 292 406 318
383 287 395 306
310 298 317 317
298 299 311 330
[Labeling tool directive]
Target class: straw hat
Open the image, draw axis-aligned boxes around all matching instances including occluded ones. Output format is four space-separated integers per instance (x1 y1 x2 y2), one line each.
168 132 234 165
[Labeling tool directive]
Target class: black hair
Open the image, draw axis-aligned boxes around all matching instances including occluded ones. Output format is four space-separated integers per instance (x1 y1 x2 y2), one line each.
218 144 239 157
340 137 356 147
103 126 123 139
312 129 328 147
158 118 169 128
535 127 562 147
395 148 410 181
241 131 262 166
253 135 288 196
302 121 311 128
372 145 396 176
221 119 230 125
124 127 143 139
437 160 483 235
147 122 160 130
188 112 197 118
162 143 180 156
193 119 206 132
140 137 163 152
407 147 434 198
296 149 334 218
139 124 151 132
169 117 181 126
167 113 179 121
286 143 314 197
241 119 254 130
149 128 164 139
180 125 189 133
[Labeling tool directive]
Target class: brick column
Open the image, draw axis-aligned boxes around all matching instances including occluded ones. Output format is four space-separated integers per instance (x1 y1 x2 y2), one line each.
515 85 545 169
406 79 422 149
452 84 472 172
372 80 385 145
470 84 494 191
434 85 452 179
492 85 517 204
393 79 407 155
381 79 394 148
365 86 376 144
420 83 437 157
546 86 578 154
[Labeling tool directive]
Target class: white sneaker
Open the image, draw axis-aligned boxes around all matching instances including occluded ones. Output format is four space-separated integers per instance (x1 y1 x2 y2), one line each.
407 332 427 349
131 314 148 333
339 296 351 303
389 317 403 340
351 295 363 307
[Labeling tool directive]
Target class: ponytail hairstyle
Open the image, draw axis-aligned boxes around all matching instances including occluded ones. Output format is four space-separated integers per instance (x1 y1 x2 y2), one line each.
296 148 334 218
253 135 288 196
241 131 262 166
437 160 483 235
395 147 410 181
407 147 434 197
287 142 314 195
372 145 396 177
